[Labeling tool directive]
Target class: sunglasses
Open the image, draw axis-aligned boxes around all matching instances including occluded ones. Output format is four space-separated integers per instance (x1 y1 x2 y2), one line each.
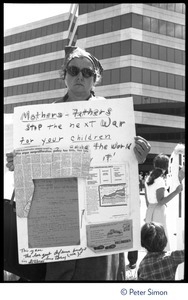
66 66 95 78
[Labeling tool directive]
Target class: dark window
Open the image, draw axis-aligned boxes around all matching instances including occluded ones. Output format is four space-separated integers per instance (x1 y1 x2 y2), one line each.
151 70 159 86
41 26 47 36
142 69 150 85
111 69 120 84
78 25 86 38
95 20 103 35
94 46 103 60
175 75 183 90
104 19 112 33
142 69 151 84
151 18 158 33
151 44 158 60
121 13 131 29
112 16 121 31
102 70 111 85
167 3 175 11
159 20 166 35
167 48 175 63
175 49 183 64
38 81 44 92
167 22 175 37
103 44 111 58
87 22 95 36
159 46 167 61
175 24 182 39
143 42 150 58
143 16 150 31
167 74 175 89
132 40 142 56
121 40 131 56
132 14 142 30
112 42 120 57
159 72 167 88
120 67 131 83
132 67 142 83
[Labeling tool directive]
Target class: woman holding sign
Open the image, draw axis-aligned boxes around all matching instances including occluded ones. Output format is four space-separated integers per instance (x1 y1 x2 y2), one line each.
6 46 151 281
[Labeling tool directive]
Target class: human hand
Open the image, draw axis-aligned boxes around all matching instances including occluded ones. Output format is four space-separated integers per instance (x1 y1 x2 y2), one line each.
175 183 183 194
133 136 151 164
6 152 14 171
178 166 185 183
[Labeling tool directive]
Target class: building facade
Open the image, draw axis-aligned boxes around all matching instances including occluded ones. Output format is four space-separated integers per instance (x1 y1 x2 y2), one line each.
4 3 185 172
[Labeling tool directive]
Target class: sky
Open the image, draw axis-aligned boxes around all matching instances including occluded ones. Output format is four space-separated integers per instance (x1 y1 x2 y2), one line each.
4 3 72 30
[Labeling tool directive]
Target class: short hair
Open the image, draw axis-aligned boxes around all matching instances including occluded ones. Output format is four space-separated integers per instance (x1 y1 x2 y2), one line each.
153 153 169 171
141 222 167 252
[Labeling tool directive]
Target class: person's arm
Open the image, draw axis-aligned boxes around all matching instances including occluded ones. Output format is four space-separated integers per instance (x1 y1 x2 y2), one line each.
156 183 183 206
144 186 149 207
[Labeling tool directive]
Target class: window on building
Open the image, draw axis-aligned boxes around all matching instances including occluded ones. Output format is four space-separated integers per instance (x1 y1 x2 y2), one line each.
151 70 159 86
142 69 150 85
27 83 33 93
159 20 166 35
151 44 158 60
112 16 121 31
103 44 111 58
121 13 132 29
159 72 167 88
132 67 142 83
143 16 150 32
167 48 175 63
95 20 103 35
167 22 175 37
143 42 150 58
94 46 103 60
167 3 175 11
175 24 183 39
159 45 167 61
131 40 142 56
175 75 183 90
102 70 111 85
175 49 183 64
111 69 120 84
120 40 131 56
38 81 44 92
151 18 158 33
78 25 86 38
167 73 175 89
104 19 112 33
112 42 120 57
41 26 47 36
132 13 142 30
87 22 95 36
120 67 131 83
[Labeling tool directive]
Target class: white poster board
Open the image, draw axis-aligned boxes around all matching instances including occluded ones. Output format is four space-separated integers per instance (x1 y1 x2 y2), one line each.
13 97 140 264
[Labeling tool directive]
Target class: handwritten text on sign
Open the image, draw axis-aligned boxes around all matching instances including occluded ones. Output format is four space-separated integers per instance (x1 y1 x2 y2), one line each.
14 98 135 165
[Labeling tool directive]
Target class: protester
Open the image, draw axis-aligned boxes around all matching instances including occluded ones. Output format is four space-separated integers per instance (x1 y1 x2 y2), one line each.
6 46 151 281
138 222 184 281
144 153 183 250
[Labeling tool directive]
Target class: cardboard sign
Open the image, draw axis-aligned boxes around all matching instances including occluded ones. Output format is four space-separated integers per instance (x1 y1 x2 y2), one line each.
13 97 140 264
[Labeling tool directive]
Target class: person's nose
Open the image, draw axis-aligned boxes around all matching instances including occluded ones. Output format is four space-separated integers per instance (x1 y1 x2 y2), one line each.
76 70 84 81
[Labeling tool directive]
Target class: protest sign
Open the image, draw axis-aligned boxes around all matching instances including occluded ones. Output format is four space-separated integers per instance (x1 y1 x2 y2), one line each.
13 97 140 264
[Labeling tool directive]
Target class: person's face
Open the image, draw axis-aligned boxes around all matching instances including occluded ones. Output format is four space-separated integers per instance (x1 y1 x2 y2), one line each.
65 57 95 99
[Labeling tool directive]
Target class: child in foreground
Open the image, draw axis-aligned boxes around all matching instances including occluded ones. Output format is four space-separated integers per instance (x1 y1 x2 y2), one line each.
137 222 184 281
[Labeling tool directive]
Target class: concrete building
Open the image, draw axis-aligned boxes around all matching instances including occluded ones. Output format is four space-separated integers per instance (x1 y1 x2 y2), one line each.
4 3 185 172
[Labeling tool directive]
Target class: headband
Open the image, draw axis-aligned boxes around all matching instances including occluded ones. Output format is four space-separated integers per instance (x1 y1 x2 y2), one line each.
63 46 103 75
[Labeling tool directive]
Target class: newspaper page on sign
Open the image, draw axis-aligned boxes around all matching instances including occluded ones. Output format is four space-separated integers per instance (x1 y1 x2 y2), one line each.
13 97 140 264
